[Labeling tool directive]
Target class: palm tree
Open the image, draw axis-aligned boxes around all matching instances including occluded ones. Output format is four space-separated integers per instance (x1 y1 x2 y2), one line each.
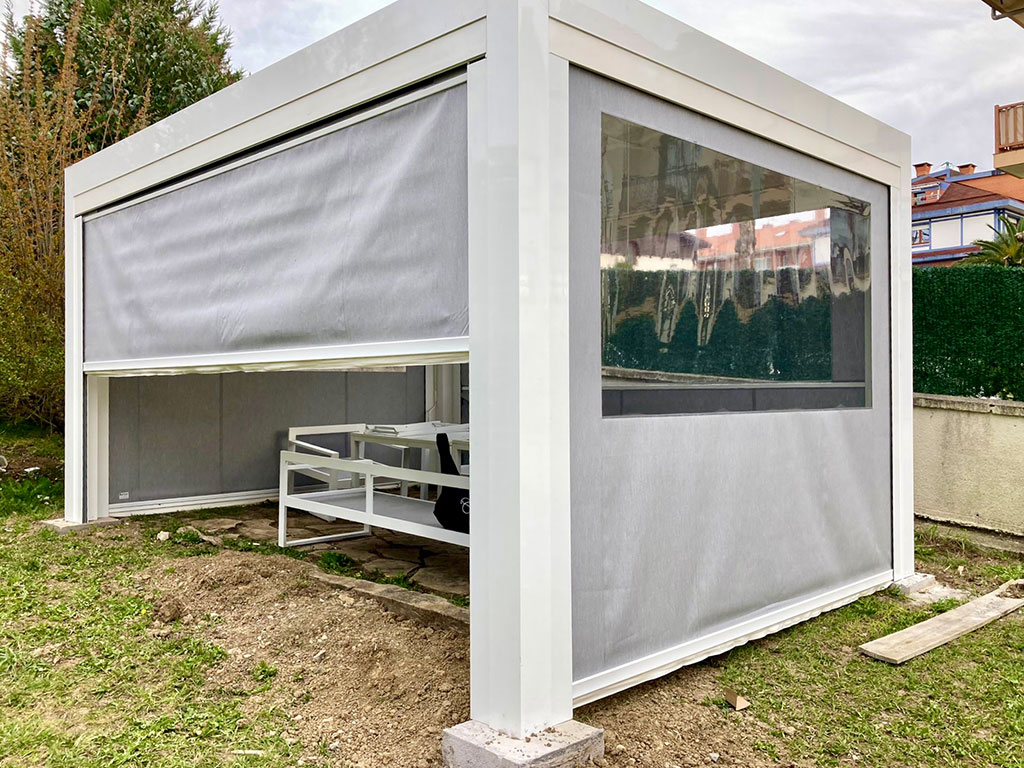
959 215 1024 267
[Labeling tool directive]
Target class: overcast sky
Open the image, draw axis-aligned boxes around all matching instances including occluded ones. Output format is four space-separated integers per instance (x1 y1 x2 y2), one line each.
12 0 1024 170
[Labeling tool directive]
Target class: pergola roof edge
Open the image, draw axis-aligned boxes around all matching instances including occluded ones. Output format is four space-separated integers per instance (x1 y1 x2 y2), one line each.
66 0 487 202
550 0 910 171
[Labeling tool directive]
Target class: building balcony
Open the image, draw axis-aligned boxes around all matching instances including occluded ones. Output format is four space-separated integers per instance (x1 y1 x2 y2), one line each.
981 1 1024 29
995 101 1024 178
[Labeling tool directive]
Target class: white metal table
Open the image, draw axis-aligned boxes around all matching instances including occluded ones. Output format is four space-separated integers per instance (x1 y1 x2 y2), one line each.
279 421 470 548
350 422 469 498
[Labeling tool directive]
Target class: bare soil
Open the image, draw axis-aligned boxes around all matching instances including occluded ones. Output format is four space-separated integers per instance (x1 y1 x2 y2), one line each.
1000 581 1024 599
580 671 806 768
141 550 804 767
142 550 468 768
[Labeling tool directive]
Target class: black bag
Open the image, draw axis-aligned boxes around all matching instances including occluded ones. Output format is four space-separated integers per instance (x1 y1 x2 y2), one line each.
432 432 469 534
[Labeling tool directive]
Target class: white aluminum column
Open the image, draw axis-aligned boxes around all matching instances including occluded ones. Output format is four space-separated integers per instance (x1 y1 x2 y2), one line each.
64 201 86 524
891 153 916 581
465 0 574 738
85 375 110 522
426 365 463 424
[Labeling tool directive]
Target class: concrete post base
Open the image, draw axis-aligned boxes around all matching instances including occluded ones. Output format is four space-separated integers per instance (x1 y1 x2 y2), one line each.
894 572 936 595
41 517 122 535
442 720 604 768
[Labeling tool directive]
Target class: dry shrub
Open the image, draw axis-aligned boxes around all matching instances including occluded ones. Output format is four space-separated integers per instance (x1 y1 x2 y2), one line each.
0 2 137 427
0 1 239 428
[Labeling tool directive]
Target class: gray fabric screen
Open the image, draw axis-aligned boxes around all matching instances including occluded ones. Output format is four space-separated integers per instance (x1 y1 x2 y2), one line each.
108 369 426 503
84 85 468 364
569 69 892 685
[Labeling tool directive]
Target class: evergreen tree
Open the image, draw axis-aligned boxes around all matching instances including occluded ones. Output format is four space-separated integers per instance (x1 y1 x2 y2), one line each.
11 0 242 151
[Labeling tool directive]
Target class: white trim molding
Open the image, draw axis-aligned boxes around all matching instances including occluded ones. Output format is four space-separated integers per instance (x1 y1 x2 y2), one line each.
83 338 469 377
891 180 916 580
108 488 279 517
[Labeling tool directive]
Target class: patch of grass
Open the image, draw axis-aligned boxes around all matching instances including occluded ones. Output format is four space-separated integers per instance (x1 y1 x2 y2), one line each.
0 420 64 459
318 551 357 574
0 474 62 519
713 531 1024 768
377 573 419 591
252 661 278 683
0 471 298 766
0 420 65 484
753 740 779 760
914 524 1024 593
319 551 411 586
222 536 307 561
703 696 730 713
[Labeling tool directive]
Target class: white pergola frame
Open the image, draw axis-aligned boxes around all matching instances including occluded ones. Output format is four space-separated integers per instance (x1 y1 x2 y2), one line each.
65 0 913 740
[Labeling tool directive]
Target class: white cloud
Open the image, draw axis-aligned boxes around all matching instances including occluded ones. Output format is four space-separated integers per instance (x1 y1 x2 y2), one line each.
644 0 1024 170
214 0 391 78
7 0 1024 171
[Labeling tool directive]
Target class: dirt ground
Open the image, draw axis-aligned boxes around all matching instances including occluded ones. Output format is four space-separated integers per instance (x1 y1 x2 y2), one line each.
141 549 801 768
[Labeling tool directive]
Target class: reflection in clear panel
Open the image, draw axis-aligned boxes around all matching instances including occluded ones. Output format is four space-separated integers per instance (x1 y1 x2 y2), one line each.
600 115 871 415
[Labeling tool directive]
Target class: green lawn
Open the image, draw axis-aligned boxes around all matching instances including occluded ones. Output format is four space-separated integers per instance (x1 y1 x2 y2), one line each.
0 424 295 767
2 422 1024 767
709 529 1024 768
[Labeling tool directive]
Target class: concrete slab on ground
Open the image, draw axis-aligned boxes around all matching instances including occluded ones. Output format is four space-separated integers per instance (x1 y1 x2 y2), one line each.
894 572 936 595
41 517 123 535
442 720 604 768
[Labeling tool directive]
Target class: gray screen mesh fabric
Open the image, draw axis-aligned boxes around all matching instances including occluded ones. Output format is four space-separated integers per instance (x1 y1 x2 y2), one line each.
107 369 427 503
568 69 892 688
84 85 468 365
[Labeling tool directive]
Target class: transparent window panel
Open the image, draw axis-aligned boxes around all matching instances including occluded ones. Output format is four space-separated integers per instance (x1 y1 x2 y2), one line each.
600 114 871 416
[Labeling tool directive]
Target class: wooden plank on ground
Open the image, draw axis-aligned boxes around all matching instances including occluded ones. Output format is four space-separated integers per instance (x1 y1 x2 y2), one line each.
859 580 1024 664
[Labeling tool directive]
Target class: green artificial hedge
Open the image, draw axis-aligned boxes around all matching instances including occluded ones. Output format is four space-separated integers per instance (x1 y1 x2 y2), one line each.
604 298 834 381
913 265 1024 399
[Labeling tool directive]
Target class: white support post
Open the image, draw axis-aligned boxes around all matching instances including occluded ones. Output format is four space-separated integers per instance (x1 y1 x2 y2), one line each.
278 460 289 549
64 200 86 524
891 158 916 581
455 0 584 748
425 364 463 423
85 375 110 521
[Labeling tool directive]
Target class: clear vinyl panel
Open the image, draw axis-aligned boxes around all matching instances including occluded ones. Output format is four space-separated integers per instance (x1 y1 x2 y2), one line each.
600 115 871 416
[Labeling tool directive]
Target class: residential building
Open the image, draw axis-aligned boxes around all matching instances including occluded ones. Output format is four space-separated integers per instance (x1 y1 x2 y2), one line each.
911 162 1024 265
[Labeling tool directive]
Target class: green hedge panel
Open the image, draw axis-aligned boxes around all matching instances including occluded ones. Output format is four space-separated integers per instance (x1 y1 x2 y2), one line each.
913 265 1024 398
